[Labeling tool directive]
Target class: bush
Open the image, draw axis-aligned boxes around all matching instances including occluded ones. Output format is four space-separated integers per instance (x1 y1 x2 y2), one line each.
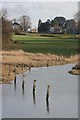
1 17 12 49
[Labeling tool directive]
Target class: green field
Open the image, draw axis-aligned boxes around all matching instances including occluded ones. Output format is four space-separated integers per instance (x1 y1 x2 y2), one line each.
11 34 79 56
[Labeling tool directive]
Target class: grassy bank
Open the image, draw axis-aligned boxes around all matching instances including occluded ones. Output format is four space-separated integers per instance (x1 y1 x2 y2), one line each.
11 33 80 56
1 50 78 83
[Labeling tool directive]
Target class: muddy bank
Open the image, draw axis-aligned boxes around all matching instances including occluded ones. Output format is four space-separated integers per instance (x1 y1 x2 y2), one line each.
69 70 80 75
69 63 80 75
0 50 79 83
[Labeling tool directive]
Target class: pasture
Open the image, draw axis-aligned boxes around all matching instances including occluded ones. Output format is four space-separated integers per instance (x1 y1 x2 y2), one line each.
11 33 79 56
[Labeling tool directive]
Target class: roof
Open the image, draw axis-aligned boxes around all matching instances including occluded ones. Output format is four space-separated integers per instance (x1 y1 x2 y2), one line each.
12 22 20 26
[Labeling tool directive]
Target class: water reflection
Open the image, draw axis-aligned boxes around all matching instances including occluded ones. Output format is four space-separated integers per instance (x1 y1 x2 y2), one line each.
14 82 16 90
46 99 50 113
14 76 16 84
22 74 25 96
22 81 24 89
33 80 36 94
46 85 50 113
22 86 24 96
33 92 36 104
22 80 25 96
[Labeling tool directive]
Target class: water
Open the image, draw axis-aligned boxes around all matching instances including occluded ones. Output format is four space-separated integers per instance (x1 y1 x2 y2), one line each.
2 64 78 118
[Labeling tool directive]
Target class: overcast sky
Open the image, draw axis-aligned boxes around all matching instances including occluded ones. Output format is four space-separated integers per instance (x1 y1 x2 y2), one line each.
1 1 78 28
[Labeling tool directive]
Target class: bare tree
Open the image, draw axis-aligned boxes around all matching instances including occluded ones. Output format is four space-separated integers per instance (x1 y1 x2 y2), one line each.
74 11 80 22
74 11 80 34
19 15 31 32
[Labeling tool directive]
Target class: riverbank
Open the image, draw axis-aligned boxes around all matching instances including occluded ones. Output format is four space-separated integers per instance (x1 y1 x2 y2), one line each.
69 69 80 75
69 63 80 75
0 50 79 83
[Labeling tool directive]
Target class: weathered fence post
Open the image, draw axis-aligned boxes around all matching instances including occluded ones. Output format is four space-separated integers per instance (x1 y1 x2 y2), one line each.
22 74 25 89
33 80 36 104
33 80 36 94
47 60 49 67
46 85 50 101
14 65 16 84
29 62 32 72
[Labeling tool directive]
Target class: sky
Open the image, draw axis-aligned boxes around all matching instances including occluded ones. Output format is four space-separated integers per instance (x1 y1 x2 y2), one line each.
0 1 79 28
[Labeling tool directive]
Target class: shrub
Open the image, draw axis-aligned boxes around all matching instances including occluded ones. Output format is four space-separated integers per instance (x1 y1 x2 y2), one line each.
1 17 12 49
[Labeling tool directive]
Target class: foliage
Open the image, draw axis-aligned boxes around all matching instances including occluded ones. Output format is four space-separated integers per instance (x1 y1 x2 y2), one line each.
0 9 13 49
53 17 67 31
66 19 77 34
38 16 78 34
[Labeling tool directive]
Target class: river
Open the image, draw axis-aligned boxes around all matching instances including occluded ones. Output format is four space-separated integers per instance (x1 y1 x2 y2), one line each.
2 63 78 118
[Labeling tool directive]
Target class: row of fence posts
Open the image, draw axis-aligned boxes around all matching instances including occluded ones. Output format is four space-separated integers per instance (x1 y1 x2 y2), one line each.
7 54 72 113
14 73 50 113
7 58 62 113
13 63 50 113
7 53 73 80
5 54 74 113
6 53 73 77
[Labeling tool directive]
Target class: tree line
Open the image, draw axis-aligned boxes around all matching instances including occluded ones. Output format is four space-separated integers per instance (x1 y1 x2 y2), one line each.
0 9 80 49
38 15 80 34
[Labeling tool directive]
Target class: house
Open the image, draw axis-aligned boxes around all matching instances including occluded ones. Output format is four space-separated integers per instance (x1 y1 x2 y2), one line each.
29 29 38 33
50 26 63 34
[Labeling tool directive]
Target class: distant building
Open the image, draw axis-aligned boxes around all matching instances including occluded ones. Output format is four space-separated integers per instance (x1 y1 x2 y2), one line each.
50 26 63 34
29 29 38 33
38 19 63 34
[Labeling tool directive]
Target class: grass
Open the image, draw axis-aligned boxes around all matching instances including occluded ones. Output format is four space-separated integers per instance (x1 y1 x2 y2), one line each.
12 33 77 41
11 33 79 56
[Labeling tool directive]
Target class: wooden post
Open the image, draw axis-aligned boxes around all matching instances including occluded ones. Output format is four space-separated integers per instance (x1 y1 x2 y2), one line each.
22 74 25 89
47 60 49 67
14 75 16 84
33 80 36 94
33 80 36 104
22 74 25 95
29 62 32 72
46 85 50 101
14 65 16 84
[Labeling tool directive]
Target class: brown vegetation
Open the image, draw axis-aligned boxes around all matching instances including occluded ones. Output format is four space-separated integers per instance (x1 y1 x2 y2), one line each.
69 70 80 75
1 17 12 49
0 50 79 84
